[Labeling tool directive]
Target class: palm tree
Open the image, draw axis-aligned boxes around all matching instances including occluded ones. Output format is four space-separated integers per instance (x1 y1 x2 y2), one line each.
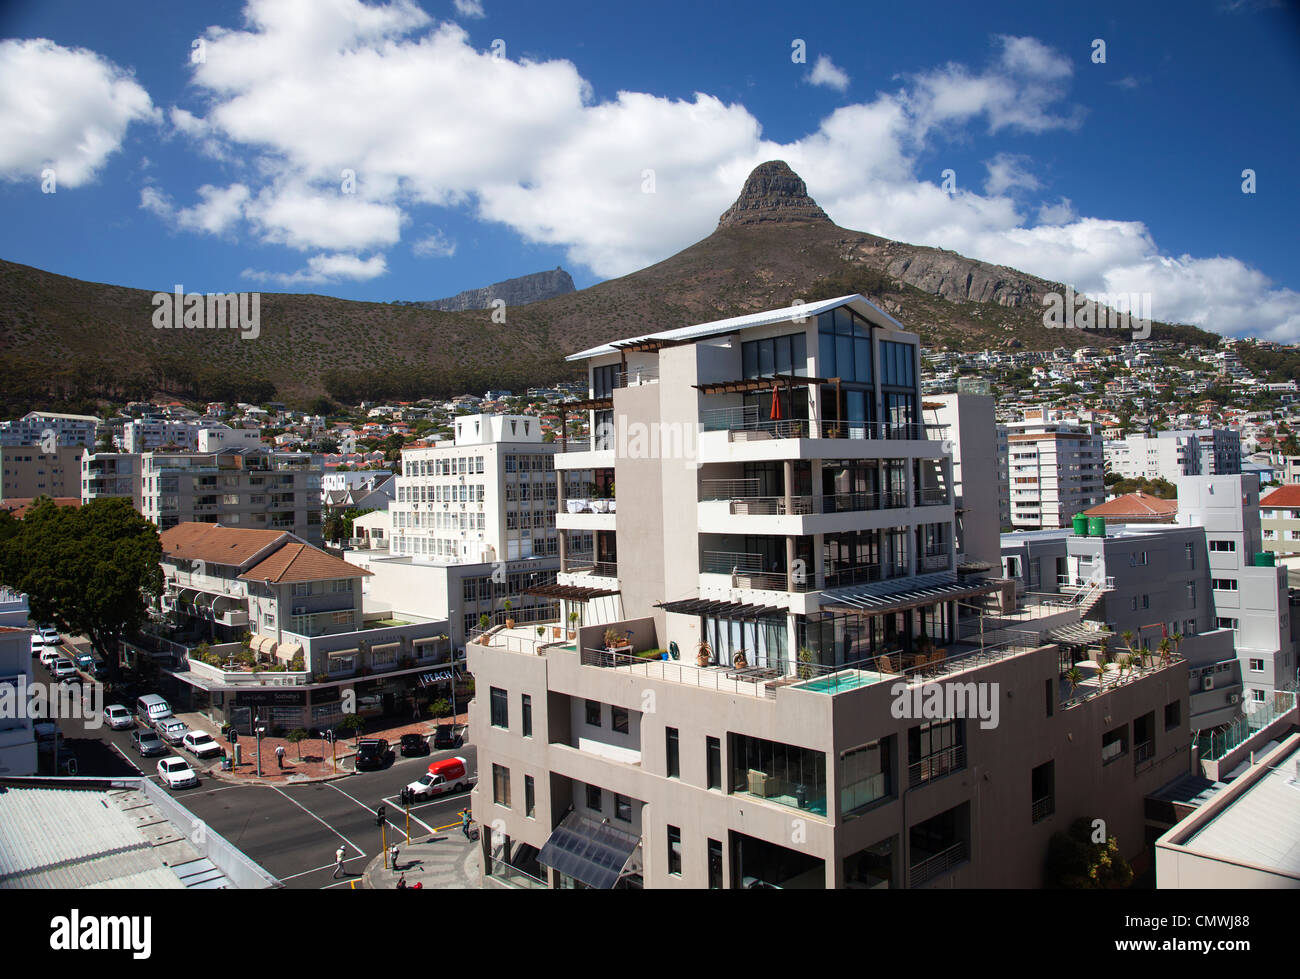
1157 637 1171 671
1169 633 1182 662
1065 666 1083 697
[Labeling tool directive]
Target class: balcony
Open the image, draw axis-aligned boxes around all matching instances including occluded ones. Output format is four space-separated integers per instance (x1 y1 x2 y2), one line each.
700 550 812 593
908 744 966 788
700 479 911 517
909 840 968 888
563 554 618 581
1031 795 1055 823
919 552 952 572
700 406 948 445
615 366 659 387
914 487 951 507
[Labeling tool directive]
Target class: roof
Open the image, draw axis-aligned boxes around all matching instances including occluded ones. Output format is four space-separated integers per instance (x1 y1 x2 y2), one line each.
0 498 82 519
160 523 287 566
239 541 371 583
565 294 908 362
1084 492 1178 521
1260 484 1300 508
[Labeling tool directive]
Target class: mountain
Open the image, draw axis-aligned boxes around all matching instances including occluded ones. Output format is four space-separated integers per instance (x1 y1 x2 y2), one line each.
400 267 575 311
0 160 1217 412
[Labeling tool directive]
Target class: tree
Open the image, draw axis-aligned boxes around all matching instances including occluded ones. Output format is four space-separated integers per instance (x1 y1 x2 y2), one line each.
0 498 163 657
287 728 308 760
1045 817 1134 888
337 712 365 744
427 697 451 720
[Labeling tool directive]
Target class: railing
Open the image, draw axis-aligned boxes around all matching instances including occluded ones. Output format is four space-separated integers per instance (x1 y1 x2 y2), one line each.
487 856 549 889
1133 740 1155 765
701 478 761 500
578 647 773 698
615 366 659 387
822 562 908 589
563 498 616 514
700 551 812 592
1059 654 1184 711
920 553 952 572
1031 795 1055 823
1195 690 1297 760
565 558 618 578
908 744 966 788
699 405 949 444
915 488 950 506
702 489 908 515
910 841 968 887
1058 574 1116 590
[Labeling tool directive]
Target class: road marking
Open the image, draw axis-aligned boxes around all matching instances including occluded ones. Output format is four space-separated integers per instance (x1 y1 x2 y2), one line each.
267 782 366 858
111 744 143 774
280 860 361 882
326 781 438 837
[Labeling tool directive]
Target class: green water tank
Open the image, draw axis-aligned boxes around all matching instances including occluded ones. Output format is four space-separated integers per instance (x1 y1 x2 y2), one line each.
1072 513 1088 536
1255 552 1275 567
1088 516 1107 537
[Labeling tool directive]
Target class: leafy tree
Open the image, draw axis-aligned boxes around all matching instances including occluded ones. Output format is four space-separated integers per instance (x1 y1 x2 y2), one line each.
336 712 365 744
1045 817 1134 888
427 697 451 720
0 498 162 656
287 728 308 760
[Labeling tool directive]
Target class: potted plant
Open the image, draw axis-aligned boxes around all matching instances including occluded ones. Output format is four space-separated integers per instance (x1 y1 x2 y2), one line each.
732 649 749 669
567 610 579 640
503 599 514 630
536 626 546 639
797 646 816 680
604 627 629 650
696 640 712 668
478 613 490 633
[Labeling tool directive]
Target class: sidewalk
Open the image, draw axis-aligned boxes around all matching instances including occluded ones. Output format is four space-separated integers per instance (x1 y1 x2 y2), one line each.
177 711 470 784
362 832 482 889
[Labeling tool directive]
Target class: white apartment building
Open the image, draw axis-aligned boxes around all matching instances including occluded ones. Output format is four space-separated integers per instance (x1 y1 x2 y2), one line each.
390 414 565 563
197 427 264 452
0 411 100 448
1104 433 1200 481
0 588 37 776
122 418 203 454
1001 408 1104 529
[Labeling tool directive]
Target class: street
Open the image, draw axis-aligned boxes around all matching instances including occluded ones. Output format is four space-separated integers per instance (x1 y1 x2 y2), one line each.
30 651 480 889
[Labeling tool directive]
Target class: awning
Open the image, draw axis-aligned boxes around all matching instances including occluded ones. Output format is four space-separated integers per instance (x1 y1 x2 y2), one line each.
537 811 641 889
656 598 787 619
524 583 619 601
820 572 1001 617
275 642 302 664
692 373 832 396
370 641 401 658
1048 623 1113 645
412 636 443 647
249 635 276 656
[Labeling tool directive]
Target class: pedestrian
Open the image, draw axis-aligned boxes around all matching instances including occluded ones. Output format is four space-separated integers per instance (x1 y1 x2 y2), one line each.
396 874 407 889
275 743 286 769
333 845 346 879
390 843 400 870
460 808 472 839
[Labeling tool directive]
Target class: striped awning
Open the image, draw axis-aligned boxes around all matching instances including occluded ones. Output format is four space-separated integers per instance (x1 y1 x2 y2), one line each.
820 573 1001 617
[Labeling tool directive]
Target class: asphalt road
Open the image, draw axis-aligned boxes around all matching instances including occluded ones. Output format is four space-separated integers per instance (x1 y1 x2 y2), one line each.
30 650 480 889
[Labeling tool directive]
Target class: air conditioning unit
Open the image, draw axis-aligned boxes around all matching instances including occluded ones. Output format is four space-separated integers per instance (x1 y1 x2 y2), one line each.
1202 676 1214 691
1229 693 1240 704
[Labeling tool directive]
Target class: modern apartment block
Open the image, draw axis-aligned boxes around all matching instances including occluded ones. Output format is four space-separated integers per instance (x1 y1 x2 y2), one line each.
468 296 1191 889
153 523 449 733
1103 429 1242 482
0 411 100 448
1258 484 1300 561
0 588 37 777
1001 409 1105 530
82 447 324 544
122 418 204 454
1167 429 1241 476
926 393 1001 571
0 445 83 500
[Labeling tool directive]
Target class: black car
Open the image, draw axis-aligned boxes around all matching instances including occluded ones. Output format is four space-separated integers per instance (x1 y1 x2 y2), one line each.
354 738 393 771
432 725 463 749
400 732 430 757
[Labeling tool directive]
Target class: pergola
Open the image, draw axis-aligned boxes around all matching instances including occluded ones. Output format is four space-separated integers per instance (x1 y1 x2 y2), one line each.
655 597 787 620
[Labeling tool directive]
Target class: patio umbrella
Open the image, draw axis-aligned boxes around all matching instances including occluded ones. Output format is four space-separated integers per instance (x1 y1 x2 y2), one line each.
770 385 782 421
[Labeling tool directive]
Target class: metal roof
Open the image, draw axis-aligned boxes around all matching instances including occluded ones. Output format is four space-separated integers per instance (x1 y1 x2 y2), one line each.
566 295 908 362
537 811 641 889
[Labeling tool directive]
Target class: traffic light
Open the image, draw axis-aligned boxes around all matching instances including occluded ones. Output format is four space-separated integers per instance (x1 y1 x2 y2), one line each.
375 804 386 826
227 728 238 744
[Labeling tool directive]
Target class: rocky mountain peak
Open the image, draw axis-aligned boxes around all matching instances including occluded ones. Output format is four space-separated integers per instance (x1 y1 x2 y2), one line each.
717 160 832 229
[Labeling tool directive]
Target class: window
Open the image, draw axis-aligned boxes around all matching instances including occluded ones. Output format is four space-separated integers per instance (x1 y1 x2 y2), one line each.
1142 594 1150 609
707 839 723 889
667 825 682 875
490 687 508 728
741 332 808 379
666 727 680 778
586 784 602 812
525 775 535 818
1211 578 1238 591
1101 726 1128 765
1031 761 1055 823
1045 678 1054 717
614 794 632 822
1165 700 1181 731
1217 617 1239 632
1185 542 1195 566
1130 596 1138 611
908 719 965 787
611 706 629 734
1187 581 1196 608
1210 539 1236 552
706 736 721 790
841 738 893 813
1249 658 1264 672
1184 618 1196 635
521 694 532 738
1251 689 1265 703
585 700 601 727
492 764 510 807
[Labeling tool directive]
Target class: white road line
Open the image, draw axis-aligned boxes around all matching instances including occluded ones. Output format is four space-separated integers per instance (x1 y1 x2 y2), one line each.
327 781 438 838
279 860 358 882
111 744 143 774
267 782 366 858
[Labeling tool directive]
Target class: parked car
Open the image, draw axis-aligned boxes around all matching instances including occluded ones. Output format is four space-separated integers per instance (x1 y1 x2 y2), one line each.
38 647 62 669
91 660 109 679
38 626 60 647
405 756 469 800
132 729 168 757
432 724 463 749
400 732 430 757
75 653 95 672
30 633 45 655
154 717 190 745
104 704 134 730
353 738 393 771
156 756 199 789
51 659 79 683
182 731 223 758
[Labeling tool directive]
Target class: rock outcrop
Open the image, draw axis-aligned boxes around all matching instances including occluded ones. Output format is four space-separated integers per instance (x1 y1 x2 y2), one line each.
406 267 576 311
717 161 832 228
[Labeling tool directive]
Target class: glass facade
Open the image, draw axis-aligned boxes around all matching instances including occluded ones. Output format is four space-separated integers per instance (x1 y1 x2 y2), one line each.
841 737 894 814
729 733 827 816
742 332 808 379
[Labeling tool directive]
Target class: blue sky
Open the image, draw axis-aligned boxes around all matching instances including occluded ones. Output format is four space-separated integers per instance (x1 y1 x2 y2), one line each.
1 0 1298 338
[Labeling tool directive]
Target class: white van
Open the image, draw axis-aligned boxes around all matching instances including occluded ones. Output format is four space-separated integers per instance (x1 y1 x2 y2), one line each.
135 694 173 726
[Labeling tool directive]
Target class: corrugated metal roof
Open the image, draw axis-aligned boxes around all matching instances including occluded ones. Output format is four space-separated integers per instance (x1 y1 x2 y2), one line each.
566 294 907 362
1183 745 1300 875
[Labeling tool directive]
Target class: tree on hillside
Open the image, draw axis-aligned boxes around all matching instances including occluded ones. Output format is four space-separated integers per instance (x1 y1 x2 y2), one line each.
0 498 163 655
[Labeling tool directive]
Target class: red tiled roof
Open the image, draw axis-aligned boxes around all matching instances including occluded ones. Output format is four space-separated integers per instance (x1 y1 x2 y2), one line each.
1260 485 1300 508
1084 492 1178 520
1 497 82 519
238 541 371 583
160 523 288 565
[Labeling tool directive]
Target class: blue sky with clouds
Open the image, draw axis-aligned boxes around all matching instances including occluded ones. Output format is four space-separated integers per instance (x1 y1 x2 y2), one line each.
1 0 1298 339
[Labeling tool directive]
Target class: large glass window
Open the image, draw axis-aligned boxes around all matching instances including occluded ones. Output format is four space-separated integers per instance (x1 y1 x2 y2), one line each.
841 738 894 814
707 736 721 789
667 826 682 875
816 308 873 383
907 719 965 787
490 687 508 729
525 775 535 818
741 332 808 379
492 764 510 807
729 733 827 816
880 340 916 388
521 694 532 738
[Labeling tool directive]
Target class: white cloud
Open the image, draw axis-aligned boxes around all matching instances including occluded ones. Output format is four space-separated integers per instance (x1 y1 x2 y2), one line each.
141 183 251 235
412 231 456 257
144 3 1296 339
807 55 850 93
453 0 485 18
983 152 1040 195
243 251 388 285
0 38 158 186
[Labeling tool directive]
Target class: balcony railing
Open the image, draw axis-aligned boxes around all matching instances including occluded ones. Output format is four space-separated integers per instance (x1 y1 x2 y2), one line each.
699 406 949 443
1134 740 1155 766
564 498 617 514
909 840 968 887
700 483 909 515
915 487 951 506
920 552 952 572
700 550 813 592
908 743 966 787
1031 795 1055 823
615 366 659 387
564 556 618 579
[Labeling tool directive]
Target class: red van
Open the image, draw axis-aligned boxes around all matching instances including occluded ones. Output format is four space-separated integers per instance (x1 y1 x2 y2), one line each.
405 756 468 800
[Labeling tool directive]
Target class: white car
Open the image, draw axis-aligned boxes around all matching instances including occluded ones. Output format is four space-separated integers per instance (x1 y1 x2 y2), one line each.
156 757 199 789
104 704 134 730
30 633 45 654
39 627 61 646
38 647 62 668
182 731 223 759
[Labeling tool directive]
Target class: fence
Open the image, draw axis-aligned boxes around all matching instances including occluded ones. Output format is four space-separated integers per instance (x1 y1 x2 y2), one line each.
1196 690 1297 761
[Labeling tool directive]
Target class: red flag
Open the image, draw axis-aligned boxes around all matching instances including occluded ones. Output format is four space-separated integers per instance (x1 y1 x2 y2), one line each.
770 386 782 421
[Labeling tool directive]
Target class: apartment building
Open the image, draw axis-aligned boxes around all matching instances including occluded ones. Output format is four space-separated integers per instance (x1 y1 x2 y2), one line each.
1104 433 1200 480
1258 483 1300 560
0 588 37 777
1163 429 1241 476
0 411 99 448
122 418 204 454
152 523 449 733
468 296 1191 889
0 445 83 500
83 447 324 544
1001 409 1105 530
926 393 1001 570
